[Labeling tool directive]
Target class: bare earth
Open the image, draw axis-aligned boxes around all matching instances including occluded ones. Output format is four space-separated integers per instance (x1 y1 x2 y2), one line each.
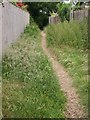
41 31 85 118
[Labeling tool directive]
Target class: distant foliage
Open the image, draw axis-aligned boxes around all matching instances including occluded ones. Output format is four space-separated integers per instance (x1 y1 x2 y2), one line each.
26 3 58 29
11 2 28 12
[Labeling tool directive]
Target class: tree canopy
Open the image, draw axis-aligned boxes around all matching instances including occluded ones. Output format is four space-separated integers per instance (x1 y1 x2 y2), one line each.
26 2 58 29
57 3 71 22
26 2 72 29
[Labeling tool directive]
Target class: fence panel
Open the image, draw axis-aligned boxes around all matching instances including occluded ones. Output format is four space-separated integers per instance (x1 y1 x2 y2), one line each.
49 15 59 24
0 2 30 58
70 9 88 21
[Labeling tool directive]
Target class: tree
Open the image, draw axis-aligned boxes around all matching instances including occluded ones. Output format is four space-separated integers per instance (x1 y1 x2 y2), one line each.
26 2 58 29
57 3 71 22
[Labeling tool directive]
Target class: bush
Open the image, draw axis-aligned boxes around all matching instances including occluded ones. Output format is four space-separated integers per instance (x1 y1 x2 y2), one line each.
57 3 71 22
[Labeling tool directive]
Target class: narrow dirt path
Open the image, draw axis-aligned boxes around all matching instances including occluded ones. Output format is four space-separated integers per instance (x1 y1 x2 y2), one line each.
41 31 85 118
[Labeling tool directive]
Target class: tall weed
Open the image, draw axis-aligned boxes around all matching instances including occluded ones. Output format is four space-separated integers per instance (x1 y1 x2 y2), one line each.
46 19 88 50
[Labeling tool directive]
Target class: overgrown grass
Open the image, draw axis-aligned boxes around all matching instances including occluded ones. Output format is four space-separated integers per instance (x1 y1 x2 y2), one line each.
2 23 66 118
46 20 88 114
46 19 88 50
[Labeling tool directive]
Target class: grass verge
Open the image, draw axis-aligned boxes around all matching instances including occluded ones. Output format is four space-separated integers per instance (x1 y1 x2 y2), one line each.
2 23 66 118
46 20 88 114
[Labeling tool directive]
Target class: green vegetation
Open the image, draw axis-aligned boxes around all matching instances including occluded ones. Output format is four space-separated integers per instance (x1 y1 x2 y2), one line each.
26 3 58 29
26 2 72 29
46 19 88 50
73 2 85 10
57 3 71 22
2 23 66 118
46 20 88 113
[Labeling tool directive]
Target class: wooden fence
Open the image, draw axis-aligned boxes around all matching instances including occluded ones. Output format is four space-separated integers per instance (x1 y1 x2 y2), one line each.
49 15 59 24
70 9 88 21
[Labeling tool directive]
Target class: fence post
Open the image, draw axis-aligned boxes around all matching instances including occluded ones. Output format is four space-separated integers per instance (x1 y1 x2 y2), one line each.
88 8 90 50
70 9 73 20
0 4 2 60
